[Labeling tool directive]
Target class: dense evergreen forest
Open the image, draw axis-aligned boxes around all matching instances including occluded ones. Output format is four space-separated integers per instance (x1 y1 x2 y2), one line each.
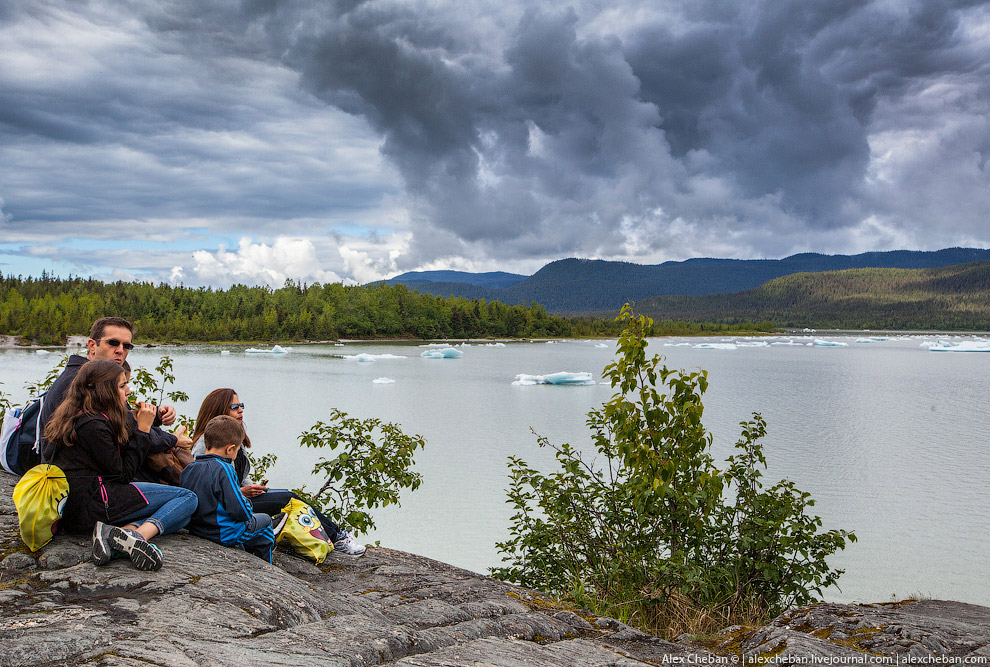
0 275 773 344
635 262 990 331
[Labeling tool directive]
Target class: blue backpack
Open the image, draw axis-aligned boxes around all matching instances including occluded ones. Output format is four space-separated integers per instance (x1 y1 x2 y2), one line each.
1 392 47 476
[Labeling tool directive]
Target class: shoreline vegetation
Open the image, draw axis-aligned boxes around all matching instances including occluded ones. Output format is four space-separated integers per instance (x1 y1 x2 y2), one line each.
0 274 775 345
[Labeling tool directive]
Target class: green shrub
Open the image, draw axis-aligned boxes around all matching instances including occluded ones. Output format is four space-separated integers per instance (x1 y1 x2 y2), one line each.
492 305 854 632
295 408 426 535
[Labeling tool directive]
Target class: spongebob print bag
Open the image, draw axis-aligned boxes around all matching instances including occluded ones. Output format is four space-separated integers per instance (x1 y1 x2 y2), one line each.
276 498 332 564
12 464 69 551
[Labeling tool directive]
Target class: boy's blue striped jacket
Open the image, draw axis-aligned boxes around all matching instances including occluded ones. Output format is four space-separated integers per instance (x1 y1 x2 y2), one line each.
179 453 258 545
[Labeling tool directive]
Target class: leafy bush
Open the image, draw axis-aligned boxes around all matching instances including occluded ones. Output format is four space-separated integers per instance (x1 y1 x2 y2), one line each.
295 408 426 535
492 306 854 633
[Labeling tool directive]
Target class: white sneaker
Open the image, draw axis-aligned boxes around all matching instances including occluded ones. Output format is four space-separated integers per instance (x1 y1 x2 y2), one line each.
333 531 366 557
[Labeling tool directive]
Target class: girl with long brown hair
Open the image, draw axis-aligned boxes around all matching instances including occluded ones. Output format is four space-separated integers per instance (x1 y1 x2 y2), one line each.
190 387 365 556
44 360 198 571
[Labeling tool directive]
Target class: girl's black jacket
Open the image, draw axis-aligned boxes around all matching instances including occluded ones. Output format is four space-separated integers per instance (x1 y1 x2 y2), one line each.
50 414 152 533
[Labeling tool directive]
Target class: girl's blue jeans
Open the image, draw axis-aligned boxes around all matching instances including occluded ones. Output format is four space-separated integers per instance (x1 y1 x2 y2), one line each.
117 482 197 536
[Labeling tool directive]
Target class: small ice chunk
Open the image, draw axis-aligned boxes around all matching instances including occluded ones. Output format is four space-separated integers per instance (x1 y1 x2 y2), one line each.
421 347 463 359
220 350 230 356
929 341 990 352
345 353 406 362
694 343 737 350
36 349 51 355
245 345 290 354
595 343 609 348
736 341 769 348
813 339 848 347
512 371 596 386
372 377 396 383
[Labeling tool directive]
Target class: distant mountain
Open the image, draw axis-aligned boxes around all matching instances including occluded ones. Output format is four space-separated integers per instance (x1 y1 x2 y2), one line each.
633 261 990 331
377 270 527 289
374 248 990 314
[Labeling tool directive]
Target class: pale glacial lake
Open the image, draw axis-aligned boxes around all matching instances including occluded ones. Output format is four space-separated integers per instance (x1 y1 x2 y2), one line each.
3 333 989 606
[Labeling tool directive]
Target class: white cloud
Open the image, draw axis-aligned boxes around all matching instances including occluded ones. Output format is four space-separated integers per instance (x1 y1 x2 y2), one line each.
187 237 345 288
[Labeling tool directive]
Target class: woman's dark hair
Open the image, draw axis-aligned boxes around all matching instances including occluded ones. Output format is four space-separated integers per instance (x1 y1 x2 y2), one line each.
44 360 130 447
191 388 251 449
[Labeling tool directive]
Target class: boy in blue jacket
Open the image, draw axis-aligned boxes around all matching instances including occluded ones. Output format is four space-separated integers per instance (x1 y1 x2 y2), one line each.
179 415 286 562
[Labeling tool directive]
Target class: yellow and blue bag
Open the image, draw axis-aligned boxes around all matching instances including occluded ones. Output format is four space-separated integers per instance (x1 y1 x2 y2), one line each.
276 498 332 564
12 463 69 551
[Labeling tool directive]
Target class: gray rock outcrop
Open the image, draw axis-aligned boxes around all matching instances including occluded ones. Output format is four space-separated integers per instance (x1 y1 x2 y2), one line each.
2 473 990 665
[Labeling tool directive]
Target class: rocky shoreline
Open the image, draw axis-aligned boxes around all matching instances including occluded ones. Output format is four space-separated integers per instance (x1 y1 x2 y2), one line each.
2 474 989 666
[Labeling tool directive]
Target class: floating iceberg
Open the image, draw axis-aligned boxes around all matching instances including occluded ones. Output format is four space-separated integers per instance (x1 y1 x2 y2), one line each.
855 337 891 343
372 377 396 384
928 341 990 353
484 342 506 347
220 350 231 356
512 371 597 386
35 349 51 355
345 353 407 362
421 348 463 359
736 341 770 348
771 339 803 346
694 343 737 350
245 345 290 354
813 339 848 347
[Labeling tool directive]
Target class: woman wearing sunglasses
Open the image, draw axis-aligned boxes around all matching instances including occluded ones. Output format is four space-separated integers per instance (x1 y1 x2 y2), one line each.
189 388 365 556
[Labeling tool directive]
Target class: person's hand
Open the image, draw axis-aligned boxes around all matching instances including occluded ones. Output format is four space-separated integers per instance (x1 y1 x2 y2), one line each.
241 483 267 498
173 424 192 450
158 405 176 426
135 402 157 433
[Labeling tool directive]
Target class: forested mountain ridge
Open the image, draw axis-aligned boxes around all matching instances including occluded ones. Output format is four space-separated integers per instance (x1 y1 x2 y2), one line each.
379 248 990 313
376 270 526 289
633 261 990 330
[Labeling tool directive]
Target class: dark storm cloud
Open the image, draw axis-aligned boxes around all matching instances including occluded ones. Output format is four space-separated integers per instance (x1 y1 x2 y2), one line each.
0 0 987 284
227 0 987 263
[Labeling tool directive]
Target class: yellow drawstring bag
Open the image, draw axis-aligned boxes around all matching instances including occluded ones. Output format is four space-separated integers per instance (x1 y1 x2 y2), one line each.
12 464 69 551
276 498 331 564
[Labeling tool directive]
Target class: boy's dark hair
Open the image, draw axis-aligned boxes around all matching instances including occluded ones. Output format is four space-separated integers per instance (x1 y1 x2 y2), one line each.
203 415 245 452
90 317 134 340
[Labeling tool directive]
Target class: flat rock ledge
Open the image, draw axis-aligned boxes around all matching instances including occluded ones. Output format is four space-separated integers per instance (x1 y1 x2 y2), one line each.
2 476 990 666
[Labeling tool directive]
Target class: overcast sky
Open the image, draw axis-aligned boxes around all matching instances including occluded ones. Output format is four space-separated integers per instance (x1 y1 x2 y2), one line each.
1 0 988 287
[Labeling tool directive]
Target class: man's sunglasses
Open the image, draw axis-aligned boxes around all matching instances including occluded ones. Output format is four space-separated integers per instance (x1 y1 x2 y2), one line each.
229 403 246 411
98 338 135 350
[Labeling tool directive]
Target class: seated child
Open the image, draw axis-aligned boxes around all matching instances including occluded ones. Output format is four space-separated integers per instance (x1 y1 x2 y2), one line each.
179 415 287 562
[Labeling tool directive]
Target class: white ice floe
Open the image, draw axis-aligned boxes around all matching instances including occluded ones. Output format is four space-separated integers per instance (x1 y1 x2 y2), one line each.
346 353 407 362
372 377 396 384
512 371 597 386
813 339 848 347
855 337 891 343
694 343 737 350
736 341 770 348
220 350 231 356
771 339 803 346
35 349 51 355
245 345 290 354
421 348 463 359
928 341 990 353
483 342 506 347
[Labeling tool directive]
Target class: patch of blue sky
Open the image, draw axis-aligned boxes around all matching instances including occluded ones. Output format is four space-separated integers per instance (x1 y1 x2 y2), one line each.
331 223 393 237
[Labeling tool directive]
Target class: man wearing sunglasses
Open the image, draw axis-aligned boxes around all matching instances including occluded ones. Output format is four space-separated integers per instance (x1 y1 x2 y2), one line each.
31 317 178 469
